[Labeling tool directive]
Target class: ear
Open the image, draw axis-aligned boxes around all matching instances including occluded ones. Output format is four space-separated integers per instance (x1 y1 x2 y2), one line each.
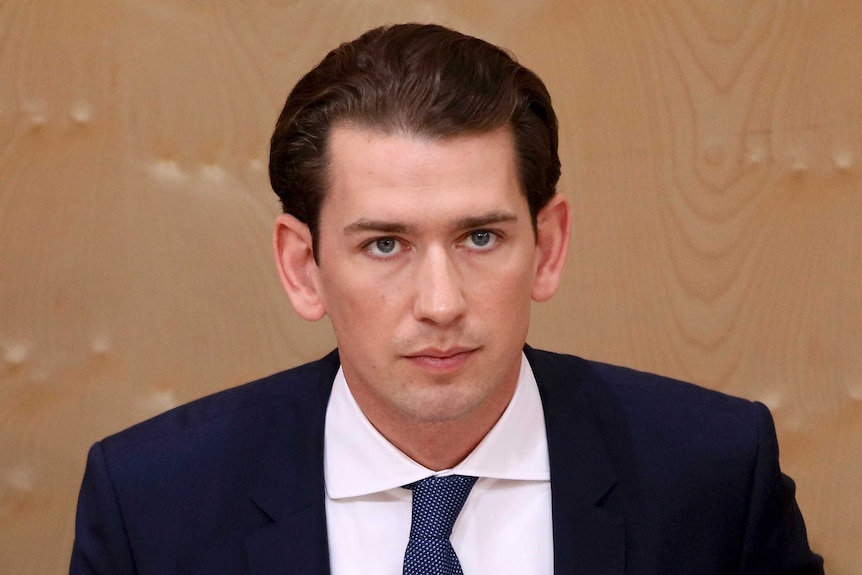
531 193 571 302
273 213 327 321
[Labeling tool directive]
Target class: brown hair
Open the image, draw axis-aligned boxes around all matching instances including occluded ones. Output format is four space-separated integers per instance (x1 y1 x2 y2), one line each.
269 23 560 256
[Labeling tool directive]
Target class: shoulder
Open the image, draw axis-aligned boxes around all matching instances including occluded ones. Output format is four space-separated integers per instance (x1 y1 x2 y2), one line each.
526 345 762 411
525 347 823 573
525 346 772 452
71 352 340 572
97 350 340 465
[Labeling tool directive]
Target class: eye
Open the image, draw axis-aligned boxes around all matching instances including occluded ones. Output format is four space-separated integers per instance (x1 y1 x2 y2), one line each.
365 237 403 258
464 230 498 250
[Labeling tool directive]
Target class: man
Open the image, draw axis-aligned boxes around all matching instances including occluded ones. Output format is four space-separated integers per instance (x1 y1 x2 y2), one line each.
70 24 823 574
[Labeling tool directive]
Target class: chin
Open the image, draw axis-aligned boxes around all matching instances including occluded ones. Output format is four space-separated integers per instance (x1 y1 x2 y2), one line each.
398 389 488 424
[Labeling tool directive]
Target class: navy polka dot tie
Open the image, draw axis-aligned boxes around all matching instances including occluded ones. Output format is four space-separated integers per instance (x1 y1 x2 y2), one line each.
403 475 478 575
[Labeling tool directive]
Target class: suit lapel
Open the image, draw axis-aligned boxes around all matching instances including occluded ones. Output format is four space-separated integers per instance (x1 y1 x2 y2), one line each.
238 348 626 574
243 351 339 575
245 506 330 575
527 347 626 575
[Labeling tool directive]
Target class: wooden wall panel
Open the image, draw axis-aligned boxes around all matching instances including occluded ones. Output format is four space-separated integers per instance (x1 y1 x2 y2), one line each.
1 1 858 572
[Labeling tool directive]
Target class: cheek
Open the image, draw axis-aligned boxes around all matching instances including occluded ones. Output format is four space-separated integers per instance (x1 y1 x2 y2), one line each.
323 272 403 333
473 258 536 299
463 271 534 331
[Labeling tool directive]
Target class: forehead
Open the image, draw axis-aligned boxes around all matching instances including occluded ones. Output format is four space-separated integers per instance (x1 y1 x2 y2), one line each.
322 125 525 224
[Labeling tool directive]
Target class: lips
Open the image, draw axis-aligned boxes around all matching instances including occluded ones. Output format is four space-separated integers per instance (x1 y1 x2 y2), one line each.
407 346 474 358
403 347 477 373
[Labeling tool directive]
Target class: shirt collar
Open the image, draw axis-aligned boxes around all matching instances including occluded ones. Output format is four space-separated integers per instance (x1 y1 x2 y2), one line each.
324 352 549 499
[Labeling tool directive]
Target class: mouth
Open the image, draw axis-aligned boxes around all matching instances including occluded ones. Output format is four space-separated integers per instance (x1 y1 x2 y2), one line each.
403 347 478 374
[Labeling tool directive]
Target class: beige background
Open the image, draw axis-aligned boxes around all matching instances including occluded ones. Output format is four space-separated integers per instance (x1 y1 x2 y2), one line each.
1 1 860 573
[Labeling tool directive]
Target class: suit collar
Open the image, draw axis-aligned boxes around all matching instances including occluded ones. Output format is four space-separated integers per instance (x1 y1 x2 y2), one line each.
241 348 625 574
244 350 339 575
526 346 626 575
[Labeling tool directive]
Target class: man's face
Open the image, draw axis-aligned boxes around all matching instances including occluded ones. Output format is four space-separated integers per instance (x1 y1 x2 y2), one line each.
277 125 568 434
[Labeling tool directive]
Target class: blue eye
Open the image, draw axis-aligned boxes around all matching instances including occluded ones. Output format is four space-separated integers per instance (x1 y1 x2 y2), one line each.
466 231 497 250
375 238 397 253
367 237 402 257
472 231 491 246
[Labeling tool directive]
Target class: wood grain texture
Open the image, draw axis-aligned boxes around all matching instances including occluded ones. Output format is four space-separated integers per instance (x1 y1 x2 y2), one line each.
1 1 858 572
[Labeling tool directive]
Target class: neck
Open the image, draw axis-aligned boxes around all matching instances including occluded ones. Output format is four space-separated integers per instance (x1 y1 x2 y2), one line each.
380 418 495 471
350 381 517 471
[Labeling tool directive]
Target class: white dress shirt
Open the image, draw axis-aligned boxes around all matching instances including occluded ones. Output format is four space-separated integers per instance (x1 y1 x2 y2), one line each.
324 353 553 574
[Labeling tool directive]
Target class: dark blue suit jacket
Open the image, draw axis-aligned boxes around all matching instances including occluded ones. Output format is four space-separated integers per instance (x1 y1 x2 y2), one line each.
70 348 823 574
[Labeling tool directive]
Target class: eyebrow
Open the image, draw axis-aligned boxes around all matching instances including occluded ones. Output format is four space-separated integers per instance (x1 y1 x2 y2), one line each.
343 211 518 235
344 220 417 235
452 211 518 230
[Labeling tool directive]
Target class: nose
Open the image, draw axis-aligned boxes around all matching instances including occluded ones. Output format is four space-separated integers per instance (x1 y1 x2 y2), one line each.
413 246 467 325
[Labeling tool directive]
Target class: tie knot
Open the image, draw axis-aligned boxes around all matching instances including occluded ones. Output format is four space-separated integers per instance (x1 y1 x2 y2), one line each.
406 475 478 539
